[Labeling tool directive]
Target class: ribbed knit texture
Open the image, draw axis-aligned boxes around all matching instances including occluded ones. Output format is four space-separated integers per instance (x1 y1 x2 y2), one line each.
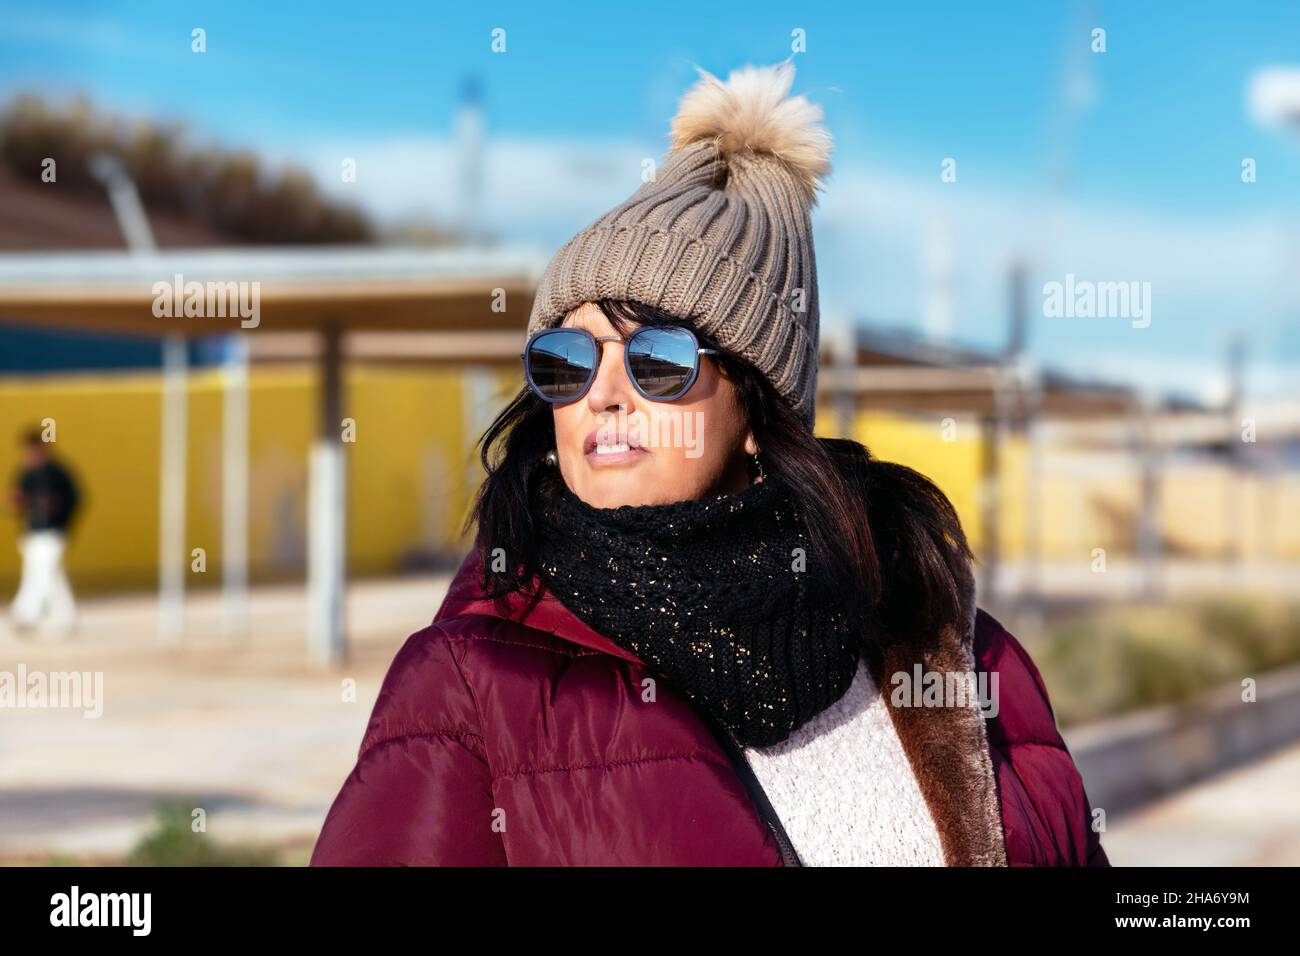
526 63 829 426
532 474 860 747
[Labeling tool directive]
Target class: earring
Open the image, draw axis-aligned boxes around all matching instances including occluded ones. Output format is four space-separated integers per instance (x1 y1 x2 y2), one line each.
544 448 558 467
752 451 765 484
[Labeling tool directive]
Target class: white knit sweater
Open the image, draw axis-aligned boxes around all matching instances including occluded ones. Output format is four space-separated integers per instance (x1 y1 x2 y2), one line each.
742 657 947 866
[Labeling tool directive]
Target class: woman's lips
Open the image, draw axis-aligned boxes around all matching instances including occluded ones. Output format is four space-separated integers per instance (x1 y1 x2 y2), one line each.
583 430 649 466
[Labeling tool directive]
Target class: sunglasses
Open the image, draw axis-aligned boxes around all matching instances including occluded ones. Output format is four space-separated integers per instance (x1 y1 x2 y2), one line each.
521 326 720 404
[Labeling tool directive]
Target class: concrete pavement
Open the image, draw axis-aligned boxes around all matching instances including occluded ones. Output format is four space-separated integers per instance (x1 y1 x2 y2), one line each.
2 572 1298 865
0 574 452 863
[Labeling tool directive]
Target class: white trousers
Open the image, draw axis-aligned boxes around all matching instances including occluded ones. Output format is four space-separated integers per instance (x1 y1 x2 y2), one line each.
11 530 77 631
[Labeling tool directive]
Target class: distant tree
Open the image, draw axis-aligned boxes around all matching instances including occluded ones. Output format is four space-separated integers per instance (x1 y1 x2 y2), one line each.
0 93 375 244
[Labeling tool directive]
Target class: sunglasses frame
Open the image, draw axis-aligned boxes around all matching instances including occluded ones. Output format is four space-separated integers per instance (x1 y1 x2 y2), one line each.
520 325 720 404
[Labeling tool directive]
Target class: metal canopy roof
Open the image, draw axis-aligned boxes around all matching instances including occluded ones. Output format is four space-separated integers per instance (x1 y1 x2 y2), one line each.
820 322 1141 418
0 245 549 335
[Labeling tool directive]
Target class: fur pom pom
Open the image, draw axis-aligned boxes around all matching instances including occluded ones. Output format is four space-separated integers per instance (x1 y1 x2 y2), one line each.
669 60 832 202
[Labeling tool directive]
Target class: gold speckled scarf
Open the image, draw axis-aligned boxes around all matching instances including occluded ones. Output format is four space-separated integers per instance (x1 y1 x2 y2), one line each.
533 475 861 747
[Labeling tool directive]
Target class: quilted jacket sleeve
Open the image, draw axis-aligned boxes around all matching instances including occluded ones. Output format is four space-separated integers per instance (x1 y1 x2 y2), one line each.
310 622 507 866
975 610 1110 867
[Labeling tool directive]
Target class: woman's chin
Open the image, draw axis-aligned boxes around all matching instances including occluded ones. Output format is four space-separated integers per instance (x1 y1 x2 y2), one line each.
570 469 680 509
575 483 656 509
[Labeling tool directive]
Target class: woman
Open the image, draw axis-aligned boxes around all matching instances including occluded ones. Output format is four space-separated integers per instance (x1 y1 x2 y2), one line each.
311 61 1108 867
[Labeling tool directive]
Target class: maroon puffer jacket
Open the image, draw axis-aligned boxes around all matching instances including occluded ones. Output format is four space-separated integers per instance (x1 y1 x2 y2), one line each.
312 551 1109 866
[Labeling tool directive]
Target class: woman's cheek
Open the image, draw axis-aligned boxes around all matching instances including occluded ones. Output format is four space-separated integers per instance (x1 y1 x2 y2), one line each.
655 445 709 501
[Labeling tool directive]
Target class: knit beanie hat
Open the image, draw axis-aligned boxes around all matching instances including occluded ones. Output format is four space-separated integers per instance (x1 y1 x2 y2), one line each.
526 60 833 427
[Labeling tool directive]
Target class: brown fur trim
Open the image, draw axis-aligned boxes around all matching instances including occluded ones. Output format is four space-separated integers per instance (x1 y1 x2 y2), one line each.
864 562 1008 866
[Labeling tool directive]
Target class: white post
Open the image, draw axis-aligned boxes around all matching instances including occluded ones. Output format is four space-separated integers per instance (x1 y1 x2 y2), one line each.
308 325 346 666
159 335 187 644
1019 361 1040 608
1020 362 1045 623
827 322 857 439
87 153 185 644
223 335 250 639
980 393 1006 607
462 365 496 515
1135 398 1162 600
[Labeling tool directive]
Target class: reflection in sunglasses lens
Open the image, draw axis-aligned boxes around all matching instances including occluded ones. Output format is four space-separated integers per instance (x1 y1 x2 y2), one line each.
628 328 696 399
529 331 595 399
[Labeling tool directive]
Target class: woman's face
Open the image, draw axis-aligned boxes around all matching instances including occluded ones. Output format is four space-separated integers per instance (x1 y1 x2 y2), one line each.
550 302 757 509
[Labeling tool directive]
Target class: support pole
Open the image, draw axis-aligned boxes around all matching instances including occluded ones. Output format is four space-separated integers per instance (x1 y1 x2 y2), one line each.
1135 398 1163 600
87 153 184 644
979 409 1003 607
1003 260 1043 623
222 334 250 639
462 364 496 501
308 323 347 666
831 323 857 440
1021 367 1044 617
159 334 187 644
1225 336 1246 566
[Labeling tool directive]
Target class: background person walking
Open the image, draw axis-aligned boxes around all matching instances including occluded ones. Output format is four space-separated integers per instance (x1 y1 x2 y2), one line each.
9 428 81 638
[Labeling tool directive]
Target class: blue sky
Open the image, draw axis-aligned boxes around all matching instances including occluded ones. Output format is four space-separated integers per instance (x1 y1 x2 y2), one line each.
3 1 1300 400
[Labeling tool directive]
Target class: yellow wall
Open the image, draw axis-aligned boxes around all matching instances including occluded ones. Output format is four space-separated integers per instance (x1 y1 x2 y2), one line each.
0 365 519 594
830 409 1300 564
842 410 988 553
2 371 174 591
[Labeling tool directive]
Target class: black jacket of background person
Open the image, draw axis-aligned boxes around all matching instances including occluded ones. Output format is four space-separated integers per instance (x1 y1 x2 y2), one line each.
16 460 80 533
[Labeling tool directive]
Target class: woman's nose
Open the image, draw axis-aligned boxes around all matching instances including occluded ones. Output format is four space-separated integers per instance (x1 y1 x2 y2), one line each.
585 341 635 413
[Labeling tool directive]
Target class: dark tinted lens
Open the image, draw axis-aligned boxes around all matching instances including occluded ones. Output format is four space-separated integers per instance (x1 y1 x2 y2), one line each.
627 327 698 399
527 329 596 400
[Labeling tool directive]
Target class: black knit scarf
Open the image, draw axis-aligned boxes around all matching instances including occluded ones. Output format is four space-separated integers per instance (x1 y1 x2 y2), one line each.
533 474 861 747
